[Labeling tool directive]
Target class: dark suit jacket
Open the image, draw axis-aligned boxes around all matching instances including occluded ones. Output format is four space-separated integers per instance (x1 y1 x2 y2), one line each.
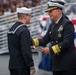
38 14 76 71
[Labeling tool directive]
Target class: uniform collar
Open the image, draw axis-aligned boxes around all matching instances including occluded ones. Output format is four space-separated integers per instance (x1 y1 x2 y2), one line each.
16 21 28 28
55 15 62 24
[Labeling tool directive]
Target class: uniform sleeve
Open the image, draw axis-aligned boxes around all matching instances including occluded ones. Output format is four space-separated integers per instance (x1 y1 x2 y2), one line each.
33 25 51 46
20 29 34 67
51 22 74 54
38 25 52 46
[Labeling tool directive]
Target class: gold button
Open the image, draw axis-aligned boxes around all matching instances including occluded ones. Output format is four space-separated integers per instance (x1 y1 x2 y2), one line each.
60 46 61 48
52 41 53 43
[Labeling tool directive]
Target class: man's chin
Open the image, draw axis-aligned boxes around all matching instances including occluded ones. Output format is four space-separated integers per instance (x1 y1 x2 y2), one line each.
26 22 30 24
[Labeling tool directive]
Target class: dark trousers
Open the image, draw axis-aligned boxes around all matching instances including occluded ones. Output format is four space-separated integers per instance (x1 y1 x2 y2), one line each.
9 68 30 75
53 68 76 75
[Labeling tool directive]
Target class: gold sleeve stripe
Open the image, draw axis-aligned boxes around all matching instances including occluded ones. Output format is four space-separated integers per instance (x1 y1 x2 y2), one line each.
55 45 61 53
52 45 61 54
33 38 39 46
52 46 58 54
47 7 57 11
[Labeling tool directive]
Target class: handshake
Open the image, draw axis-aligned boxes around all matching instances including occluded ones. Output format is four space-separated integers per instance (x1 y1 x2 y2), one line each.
31 38 50 54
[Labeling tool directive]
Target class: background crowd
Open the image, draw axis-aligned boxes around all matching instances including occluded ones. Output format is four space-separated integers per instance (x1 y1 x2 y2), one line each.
0 0 76 16
0 0 49 16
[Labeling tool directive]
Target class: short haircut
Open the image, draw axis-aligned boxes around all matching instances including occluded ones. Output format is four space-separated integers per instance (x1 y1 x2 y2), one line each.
17 13 25 19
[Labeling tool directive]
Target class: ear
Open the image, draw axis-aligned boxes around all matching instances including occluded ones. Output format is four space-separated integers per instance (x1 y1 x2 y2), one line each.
23 15 27 19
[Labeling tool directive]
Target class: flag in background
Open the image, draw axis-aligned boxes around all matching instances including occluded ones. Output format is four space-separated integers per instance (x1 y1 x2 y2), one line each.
71 19 76 50
39 15 49 38
38 15 52 71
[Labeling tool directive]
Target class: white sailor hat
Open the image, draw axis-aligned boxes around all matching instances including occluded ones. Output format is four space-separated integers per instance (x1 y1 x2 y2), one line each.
45 1 65 12
16 7 32 14
51 0 66 5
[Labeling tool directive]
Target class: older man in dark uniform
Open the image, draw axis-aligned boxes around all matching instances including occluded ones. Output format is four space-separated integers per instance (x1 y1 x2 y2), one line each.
33 0 76 75
7 7 36 75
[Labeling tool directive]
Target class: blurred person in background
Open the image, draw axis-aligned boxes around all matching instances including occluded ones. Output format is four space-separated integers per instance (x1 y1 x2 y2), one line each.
0 9 4 16
23 0 29 7
9 1 17 13
32 0 40 7
33 0 76 75
23 0 32 8
7 7 36 75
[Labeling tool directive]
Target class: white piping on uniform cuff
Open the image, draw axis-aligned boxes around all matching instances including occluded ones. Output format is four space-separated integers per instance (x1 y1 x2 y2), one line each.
30 66 35 70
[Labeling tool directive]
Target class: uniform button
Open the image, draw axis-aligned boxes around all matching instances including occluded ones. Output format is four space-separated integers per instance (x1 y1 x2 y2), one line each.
60 46 61 48
56 41 58 43
52 41 53 43
57 53 59 55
